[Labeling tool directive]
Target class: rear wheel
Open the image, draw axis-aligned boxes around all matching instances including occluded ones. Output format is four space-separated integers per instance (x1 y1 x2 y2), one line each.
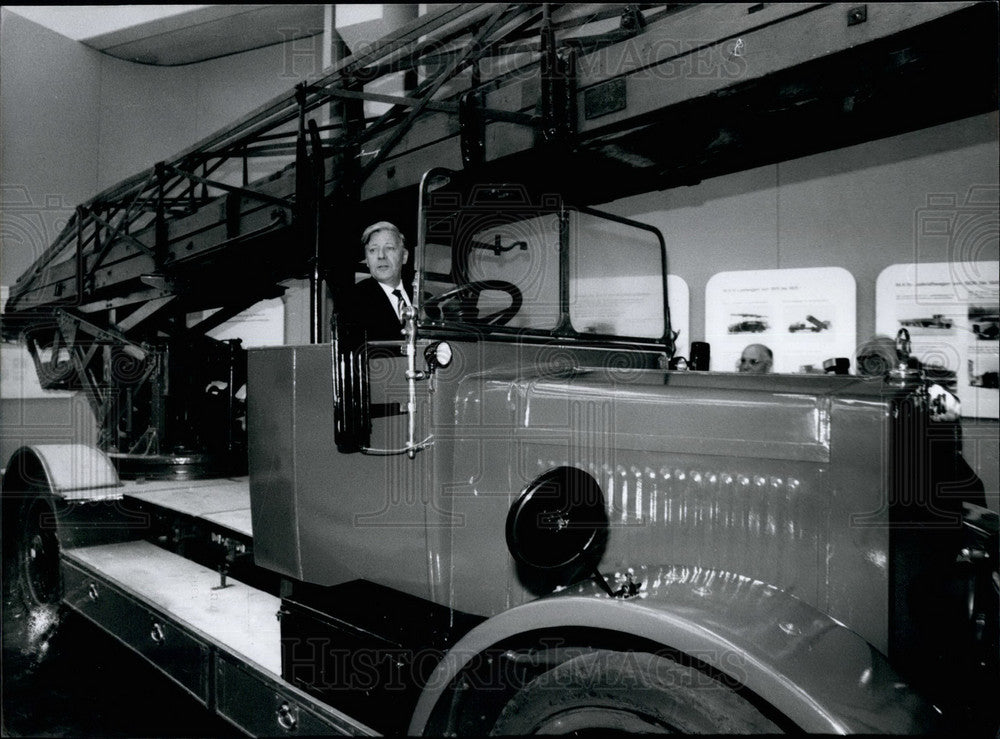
16 497 62 608
490 650 783 735
2 494 62 664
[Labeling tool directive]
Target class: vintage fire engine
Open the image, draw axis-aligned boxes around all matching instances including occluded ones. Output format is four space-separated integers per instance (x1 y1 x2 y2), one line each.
2 3 997 735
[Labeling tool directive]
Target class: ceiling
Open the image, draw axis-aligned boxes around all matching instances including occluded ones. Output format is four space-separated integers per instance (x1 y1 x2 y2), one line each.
4 5 330 66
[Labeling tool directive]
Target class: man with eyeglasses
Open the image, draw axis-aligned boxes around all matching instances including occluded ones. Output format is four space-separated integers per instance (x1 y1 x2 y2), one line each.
738 343 772 373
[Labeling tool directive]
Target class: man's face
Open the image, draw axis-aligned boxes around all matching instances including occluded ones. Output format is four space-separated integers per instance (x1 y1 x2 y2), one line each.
739 345 772 373
365 229 408 286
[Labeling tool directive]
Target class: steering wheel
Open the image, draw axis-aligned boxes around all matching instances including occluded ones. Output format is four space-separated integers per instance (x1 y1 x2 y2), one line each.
423 280 523 326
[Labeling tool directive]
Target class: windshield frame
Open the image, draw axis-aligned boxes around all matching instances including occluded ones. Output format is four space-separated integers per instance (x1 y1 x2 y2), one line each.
412 169 672 352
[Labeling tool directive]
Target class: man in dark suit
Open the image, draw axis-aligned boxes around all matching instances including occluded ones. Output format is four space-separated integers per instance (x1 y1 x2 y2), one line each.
344 221 413 341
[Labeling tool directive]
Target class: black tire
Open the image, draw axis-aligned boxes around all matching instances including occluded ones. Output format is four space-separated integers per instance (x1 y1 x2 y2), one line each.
2 493 63 664
490 650 783 735
15 496 63 608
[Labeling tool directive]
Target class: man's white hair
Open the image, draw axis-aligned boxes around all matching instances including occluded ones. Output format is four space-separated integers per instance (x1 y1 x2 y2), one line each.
361 221 405 247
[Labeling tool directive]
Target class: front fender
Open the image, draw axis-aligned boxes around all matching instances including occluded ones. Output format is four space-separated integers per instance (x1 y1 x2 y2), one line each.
410 565 939 735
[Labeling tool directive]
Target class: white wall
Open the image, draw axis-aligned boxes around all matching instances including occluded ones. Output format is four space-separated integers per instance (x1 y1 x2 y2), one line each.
93 36 322 191
1 9 102 284
1 8 329 284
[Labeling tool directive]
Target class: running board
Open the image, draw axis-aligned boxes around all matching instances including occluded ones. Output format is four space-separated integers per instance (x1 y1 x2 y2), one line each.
62 541 376 736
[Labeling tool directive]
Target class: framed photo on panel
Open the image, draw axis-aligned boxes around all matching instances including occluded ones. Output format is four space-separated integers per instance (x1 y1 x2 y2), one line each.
876 261 999 419
705 267 857 374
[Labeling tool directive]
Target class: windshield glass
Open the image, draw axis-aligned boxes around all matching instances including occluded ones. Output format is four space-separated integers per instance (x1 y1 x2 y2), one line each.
568 209 665 339
422 206 560 331
418 182 666 342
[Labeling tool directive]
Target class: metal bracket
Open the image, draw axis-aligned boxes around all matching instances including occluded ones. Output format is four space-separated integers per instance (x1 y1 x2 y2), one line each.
210 533 246 590
460 90 486 168
539 6 578 146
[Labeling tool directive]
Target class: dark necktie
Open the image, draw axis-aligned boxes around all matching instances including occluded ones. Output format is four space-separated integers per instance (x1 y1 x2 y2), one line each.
392 288 404 323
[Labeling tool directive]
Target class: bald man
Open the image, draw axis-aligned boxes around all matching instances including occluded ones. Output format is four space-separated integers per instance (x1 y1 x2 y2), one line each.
738 344 773 374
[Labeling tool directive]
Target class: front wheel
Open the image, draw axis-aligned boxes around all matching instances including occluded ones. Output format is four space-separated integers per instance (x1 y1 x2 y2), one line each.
490 650 784 735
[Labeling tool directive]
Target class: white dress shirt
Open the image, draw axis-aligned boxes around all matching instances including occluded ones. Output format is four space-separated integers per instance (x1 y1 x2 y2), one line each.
377 280 411 320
